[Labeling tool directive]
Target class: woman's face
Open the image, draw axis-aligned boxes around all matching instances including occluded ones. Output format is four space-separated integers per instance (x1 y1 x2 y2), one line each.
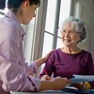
61 22 81 46
22 1 38 25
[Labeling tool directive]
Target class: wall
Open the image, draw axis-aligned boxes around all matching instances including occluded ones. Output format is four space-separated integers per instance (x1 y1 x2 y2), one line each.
78 0 93 52
71 0 94 59
90 0 94 59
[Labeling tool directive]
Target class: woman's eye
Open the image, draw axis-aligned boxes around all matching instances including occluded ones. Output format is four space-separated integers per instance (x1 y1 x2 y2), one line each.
69 31 73 33
63 30 66 32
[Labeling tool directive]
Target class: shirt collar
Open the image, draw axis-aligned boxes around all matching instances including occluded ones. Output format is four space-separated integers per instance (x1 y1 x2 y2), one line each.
6 10 26 36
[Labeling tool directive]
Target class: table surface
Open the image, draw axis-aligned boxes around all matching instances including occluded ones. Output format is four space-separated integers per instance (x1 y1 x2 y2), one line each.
10 90 78 94
10 88 94 94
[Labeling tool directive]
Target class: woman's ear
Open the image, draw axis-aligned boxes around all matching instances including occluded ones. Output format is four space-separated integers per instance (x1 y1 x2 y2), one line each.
79 35 81 42
23 1 29 9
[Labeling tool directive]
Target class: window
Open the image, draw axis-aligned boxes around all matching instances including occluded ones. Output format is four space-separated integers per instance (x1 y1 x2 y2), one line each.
23 17 36 62
0 12 5 18
0 0 8 18
57 0 71 48
41 0 71 72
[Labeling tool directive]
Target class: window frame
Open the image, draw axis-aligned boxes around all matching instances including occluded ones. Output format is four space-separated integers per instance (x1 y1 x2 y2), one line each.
40 0 72 75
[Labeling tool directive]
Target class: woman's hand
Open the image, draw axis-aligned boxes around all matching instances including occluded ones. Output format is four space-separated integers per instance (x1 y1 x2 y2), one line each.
41 75 52 81
40 76 72 91
43 50 54 63
35 50 54 67
51 77 72 90
70 82 86 90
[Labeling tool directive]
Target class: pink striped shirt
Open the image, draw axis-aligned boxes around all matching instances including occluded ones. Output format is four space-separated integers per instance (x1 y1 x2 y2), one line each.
0 10 41 94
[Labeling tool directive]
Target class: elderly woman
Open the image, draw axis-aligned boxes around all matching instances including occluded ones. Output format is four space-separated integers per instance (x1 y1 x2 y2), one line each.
39 16 94 90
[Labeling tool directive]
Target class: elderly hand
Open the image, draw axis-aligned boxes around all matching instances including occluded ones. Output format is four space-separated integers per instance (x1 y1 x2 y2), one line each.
41 75 52 81
70 82 86 90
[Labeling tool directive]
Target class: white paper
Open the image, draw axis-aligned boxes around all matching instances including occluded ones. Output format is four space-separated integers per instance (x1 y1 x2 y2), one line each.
69 74 94 84
65 85 78 90
73 74 94 79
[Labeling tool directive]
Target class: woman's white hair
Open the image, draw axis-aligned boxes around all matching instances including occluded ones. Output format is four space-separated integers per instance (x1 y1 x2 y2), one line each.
59 16 87 43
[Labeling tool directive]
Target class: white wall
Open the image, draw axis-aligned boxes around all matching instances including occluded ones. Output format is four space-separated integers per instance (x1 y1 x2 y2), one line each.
78 0 93 51
70 0 94 60
90 0 94 59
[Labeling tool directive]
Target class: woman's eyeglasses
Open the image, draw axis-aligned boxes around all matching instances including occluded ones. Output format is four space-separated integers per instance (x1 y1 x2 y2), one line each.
61 30 79 36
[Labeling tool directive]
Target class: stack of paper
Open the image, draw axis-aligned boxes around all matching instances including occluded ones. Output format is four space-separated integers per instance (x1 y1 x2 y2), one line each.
69 74 94 84
73 74 94 79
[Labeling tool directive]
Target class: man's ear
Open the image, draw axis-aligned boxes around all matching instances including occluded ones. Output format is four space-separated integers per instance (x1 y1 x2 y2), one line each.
23 1 29 9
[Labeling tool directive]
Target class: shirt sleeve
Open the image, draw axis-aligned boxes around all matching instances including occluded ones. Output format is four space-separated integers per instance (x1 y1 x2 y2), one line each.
25 62 38 76
85 82 91 89
39 51 55 79
0 22 41 92
86 53 94 89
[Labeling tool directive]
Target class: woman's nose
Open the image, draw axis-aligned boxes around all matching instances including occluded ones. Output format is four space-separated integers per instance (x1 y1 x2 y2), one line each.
65 32 69 37
33 14 36 17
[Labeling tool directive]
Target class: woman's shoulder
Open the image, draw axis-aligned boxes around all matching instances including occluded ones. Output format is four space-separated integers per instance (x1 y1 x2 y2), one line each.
53 48 61 53
81 50 92 57
82 49 91 54
0 17 18 30
0 17 19 40
0 17 19 33
50 48 62 57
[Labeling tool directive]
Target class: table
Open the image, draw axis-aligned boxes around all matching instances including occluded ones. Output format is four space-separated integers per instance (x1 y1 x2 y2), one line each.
10 90 77 94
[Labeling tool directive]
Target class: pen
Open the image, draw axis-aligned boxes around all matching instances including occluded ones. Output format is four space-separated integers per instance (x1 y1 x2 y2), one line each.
43 69 48 75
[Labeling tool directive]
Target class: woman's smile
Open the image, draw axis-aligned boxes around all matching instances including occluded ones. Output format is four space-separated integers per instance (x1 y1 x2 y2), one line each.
64 39 71 42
